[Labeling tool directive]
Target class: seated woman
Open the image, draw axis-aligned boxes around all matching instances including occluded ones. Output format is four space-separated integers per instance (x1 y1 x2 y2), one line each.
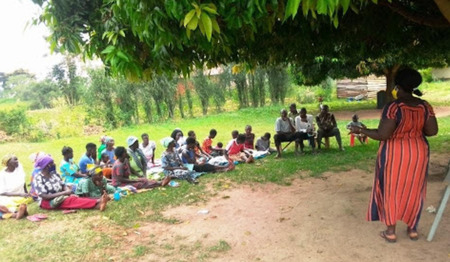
161 137 199 184
227 134 254 163
33 155 109 211
0 154 32 219
76 167 116 198
140 133 157 167
60 146 87 191
112 147 170 189
182 137 229 173
126 136 148 178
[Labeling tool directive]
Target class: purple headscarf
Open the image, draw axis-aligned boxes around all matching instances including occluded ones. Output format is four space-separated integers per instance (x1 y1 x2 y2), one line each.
35 155 54 169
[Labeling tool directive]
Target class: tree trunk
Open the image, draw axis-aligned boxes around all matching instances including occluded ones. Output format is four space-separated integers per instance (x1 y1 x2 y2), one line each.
178 95 185 118
384 64 401 103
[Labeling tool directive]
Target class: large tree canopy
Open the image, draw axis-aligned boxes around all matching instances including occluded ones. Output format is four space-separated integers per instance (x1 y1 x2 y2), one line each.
32 0 450 92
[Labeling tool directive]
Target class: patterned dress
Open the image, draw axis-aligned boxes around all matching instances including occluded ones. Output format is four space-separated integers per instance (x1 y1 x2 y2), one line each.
367 100 435 230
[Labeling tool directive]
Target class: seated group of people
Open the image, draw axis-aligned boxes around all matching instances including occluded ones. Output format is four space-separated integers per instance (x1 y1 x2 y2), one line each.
0 104 366 220
274 103 356 158
0 126 276 219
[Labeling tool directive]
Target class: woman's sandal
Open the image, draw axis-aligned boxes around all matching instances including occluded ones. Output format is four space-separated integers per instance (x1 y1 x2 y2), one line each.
407 229 419 241
380 231 397 243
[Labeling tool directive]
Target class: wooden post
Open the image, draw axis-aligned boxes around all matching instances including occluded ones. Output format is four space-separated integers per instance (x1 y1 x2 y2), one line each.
427 163 450 241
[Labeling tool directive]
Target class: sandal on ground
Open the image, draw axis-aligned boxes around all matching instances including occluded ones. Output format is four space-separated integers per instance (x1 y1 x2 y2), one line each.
34 213 48 219
380 231 397 243
26 215 41 222
407 229 419 241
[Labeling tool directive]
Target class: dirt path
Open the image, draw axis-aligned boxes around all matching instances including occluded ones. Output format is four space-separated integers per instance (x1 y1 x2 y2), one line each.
109 153 450 262
333 106 450 120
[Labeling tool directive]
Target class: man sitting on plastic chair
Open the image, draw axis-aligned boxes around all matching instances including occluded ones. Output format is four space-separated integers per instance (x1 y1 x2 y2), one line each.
346 114 368 146
294 108 316 154
316 105 344 151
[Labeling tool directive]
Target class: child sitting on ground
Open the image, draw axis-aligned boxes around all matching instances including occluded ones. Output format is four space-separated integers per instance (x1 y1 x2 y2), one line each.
346 114 368 144
255 132 276 153
75 167 116 198
226 130 239 150
99 152 113 179
227 134 254 163
244 125 255 150
202 129 226 157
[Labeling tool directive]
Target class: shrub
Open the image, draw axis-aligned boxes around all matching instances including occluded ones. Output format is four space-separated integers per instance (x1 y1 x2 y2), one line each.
0 107 30 135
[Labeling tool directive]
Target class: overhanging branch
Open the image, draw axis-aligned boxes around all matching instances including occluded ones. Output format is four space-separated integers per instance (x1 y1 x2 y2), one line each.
379 0 450 28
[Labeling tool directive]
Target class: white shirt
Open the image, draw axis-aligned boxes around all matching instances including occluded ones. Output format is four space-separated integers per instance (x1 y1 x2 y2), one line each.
226 139 236 151
295 114 314 132
140 141 156 159
0 164 26 194
275 117 292 133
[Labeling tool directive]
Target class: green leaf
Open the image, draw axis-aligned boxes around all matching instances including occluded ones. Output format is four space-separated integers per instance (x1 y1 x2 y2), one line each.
101 45 115 54
284 0 301 21
187 16 199 30
211 18 220 34
186 28 191 39
119 30 125 37
202 6 218 15
316 0 328 15
340 0 350 14
333 14 338 28
116 51 130 62
200 12 213 41
183 9 196 27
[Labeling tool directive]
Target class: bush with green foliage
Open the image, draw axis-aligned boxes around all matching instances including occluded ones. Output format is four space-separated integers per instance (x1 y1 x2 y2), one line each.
0 107 30 135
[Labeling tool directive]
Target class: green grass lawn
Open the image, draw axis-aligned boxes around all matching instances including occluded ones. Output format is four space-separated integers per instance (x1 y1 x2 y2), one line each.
0 104 449 261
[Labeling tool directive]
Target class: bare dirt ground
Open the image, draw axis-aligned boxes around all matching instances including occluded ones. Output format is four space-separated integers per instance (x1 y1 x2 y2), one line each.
106 152 450 262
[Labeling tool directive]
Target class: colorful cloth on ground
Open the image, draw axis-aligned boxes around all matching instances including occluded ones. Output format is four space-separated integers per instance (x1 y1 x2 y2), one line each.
244 133 255 150
78 154 95 174
101 148 116 164
59 159 81 184
75 177 116 198
202 137 213 154
367 100 435 229
275 117 292 133
255 137 270 151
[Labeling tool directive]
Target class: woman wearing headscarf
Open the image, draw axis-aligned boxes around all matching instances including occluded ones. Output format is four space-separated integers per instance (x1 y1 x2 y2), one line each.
350 68 438 242
33 155 109 211
0 154 32 219
161 137 198 184
126 136 147 177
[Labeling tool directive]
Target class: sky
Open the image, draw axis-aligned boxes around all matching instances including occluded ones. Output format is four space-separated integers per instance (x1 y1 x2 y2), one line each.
0 0 63 79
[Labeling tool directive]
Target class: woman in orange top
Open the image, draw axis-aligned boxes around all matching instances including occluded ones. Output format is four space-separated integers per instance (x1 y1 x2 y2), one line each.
350 68 438 243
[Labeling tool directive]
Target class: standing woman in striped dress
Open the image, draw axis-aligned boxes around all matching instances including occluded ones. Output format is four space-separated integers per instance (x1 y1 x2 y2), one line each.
350 68 438 243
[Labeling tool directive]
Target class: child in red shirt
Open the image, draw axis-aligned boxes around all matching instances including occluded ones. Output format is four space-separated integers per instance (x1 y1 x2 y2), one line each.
227 134 254 163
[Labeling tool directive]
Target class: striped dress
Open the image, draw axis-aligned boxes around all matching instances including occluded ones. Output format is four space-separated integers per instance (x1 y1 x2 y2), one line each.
367 100 435 229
